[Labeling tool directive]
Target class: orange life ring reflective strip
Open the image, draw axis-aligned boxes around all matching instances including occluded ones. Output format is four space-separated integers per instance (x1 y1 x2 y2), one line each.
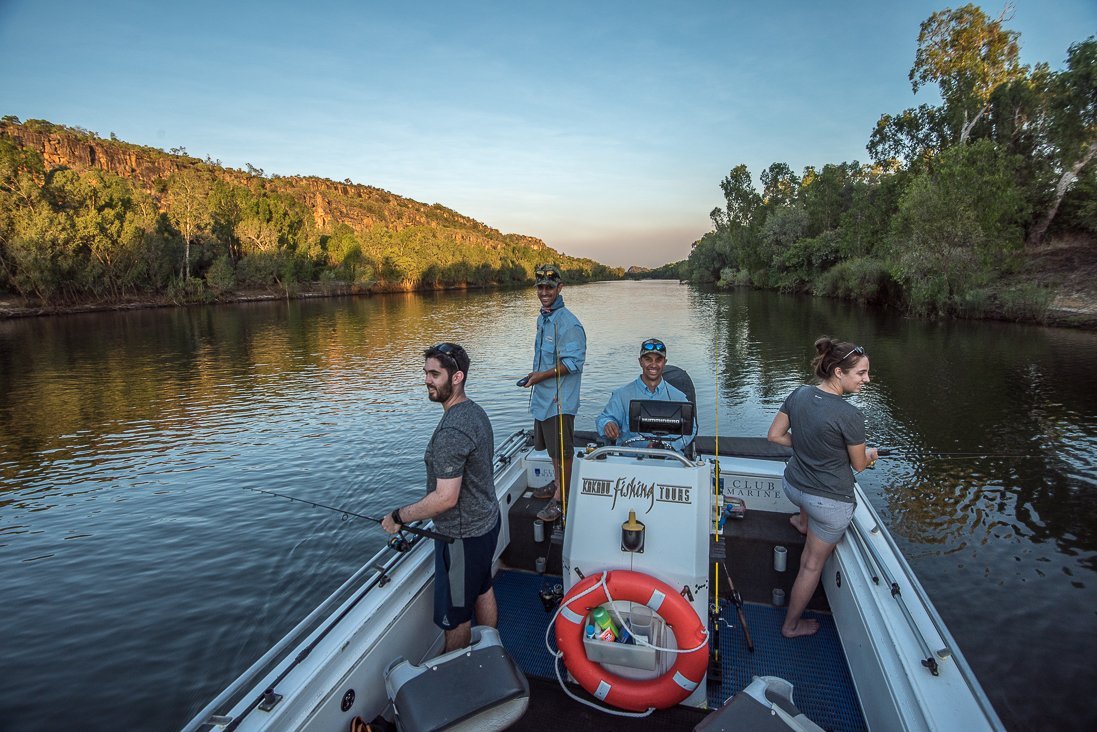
555 569 708 712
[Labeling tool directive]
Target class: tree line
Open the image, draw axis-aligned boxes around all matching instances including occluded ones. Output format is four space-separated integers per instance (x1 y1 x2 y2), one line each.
0 119 621 306
681 5 1095 318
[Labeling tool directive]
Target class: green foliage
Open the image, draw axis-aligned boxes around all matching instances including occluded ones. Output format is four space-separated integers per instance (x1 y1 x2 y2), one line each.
716 267 749 288
1055 165 1097 234
910 4 1024 143
812 257 896 305
205 255 235 297
995 284 1054 320
924 140 1032 262
236 252 283 288
889 174 990 315
676 10 1093 326
166 275 211 304
0 119 622 305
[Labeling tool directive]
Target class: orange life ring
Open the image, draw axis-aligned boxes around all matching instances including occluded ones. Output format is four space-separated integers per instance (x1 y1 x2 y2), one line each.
554 569 709 712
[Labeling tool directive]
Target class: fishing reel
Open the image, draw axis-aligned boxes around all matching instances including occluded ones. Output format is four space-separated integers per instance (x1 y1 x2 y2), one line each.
539 582 564 612
387 533 412 553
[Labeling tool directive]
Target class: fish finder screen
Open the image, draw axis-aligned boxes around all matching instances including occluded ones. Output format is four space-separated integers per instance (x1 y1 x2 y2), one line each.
628 400 694 437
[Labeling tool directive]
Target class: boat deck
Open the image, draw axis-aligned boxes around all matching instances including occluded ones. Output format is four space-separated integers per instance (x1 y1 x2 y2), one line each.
494 569 866 731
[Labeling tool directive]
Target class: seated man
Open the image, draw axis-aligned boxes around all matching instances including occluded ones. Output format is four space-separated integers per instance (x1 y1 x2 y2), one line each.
596 338 697 453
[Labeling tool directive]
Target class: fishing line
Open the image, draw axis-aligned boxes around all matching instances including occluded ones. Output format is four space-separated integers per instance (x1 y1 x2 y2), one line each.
875 449 1046 461
242 487 453 543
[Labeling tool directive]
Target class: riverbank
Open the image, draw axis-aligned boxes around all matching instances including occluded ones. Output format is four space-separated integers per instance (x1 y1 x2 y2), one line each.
0 285 365 319
4 238 1097 329
1012 235 1097 328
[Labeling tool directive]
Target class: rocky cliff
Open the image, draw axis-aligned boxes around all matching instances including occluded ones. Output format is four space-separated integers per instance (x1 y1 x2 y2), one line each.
1 118 551 256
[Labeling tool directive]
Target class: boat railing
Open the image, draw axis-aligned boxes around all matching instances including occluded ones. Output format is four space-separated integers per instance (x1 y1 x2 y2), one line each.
493 429 533 471
583 444 699 467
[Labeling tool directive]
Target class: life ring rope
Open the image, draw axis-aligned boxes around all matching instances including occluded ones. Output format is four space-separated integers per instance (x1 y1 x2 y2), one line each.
543 572 657 718
544 570 709 717
601 575 708 655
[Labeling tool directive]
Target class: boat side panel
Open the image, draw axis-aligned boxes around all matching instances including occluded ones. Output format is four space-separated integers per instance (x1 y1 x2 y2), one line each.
826 538 921 732
825 487 1005 731
232 542 440 731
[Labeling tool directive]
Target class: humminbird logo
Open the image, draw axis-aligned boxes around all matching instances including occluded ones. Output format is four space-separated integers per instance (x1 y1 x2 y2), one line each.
581 477 692 513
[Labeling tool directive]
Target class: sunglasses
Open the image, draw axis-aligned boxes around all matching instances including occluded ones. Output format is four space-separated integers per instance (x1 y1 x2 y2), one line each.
840 345 865 361
641 340 666 353
431 342 463 368
535 266 560 279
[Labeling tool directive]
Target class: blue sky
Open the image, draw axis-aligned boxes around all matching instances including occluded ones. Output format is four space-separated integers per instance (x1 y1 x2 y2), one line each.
1 1 1093 267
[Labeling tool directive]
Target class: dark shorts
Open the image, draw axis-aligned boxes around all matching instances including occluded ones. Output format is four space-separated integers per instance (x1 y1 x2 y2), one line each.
533 414 575 460
433 514 501 630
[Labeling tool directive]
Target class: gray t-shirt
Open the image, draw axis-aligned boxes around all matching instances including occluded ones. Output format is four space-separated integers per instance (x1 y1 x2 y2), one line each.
424 399 499 538
780 385 866 503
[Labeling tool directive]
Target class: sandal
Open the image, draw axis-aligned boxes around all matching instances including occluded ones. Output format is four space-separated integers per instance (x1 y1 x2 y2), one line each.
531 481 557 500
536 500 562 522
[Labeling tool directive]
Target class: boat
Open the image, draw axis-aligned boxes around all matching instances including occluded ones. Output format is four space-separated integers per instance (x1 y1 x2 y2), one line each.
183 373 1004 732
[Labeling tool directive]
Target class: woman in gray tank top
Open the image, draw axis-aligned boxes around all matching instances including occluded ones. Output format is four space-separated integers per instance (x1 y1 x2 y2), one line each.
767 337 880 638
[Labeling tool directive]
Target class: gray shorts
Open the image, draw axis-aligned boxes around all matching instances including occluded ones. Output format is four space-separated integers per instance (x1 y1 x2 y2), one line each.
782 477 855 544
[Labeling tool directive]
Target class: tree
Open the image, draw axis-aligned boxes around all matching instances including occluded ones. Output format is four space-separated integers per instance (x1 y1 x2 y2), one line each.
718 165 761 228
166 170 211 280
799 162 857 235
910 4 1025 144
1028 38 1097 246
868 104 952 165
760 162 800 208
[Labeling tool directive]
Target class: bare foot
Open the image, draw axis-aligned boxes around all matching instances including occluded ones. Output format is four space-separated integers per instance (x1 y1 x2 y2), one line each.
789 513 807 535
781 618 820 638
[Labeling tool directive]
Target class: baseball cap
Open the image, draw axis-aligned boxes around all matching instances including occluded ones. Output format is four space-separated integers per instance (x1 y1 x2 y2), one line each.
535 263 562 286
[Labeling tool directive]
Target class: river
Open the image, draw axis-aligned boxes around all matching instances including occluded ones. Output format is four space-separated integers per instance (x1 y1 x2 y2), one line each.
1 280 1095 731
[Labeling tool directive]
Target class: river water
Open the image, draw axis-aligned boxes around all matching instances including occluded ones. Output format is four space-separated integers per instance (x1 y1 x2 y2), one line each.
1 280 1095 731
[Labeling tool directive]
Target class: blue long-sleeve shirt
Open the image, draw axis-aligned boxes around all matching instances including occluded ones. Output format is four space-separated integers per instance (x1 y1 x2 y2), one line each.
530 296 586 421
596 376 697 453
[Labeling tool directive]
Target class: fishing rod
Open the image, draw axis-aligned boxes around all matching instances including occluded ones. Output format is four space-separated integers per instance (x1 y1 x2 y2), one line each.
874 448 1046 461
720 560 754 653
242 487 453 543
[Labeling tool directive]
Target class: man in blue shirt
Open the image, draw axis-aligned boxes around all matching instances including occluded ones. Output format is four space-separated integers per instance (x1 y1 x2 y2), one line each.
520 263 586 523
596 338 696 453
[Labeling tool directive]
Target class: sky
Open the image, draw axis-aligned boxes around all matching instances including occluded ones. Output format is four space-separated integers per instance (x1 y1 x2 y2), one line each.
1 1 1094 268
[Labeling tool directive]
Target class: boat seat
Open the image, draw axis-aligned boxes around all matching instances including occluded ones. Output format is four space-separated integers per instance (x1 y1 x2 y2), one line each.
384 626 529 732
694 676 825 732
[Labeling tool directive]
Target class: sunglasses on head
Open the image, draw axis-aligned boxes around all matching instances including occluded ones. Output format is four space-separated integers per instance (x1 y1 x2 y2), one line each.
840 345 865 361
431 342 462 367
535 266 560 278
641 340 666 353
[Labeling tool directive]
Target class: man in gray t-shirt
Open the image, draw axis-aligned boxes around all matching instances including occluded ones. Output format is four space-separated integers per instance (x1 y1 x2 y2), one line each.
382 343 500 652
425 398 497 537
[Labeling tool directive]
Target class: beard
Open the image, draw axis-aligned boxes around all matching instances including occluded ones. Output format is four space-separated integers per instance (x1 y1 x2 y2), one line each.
427 380 453 403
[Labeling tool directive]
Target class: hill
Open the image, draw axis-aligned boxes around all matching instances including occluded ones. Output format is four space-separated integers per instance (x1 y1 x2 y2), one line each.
0 117 622 310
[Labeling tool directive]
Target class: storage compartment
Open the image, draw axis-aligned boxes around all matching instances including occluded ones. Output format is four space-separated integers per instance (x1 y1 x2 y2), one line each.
579 604 667 676
524 453 554 491
384 626 529 731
